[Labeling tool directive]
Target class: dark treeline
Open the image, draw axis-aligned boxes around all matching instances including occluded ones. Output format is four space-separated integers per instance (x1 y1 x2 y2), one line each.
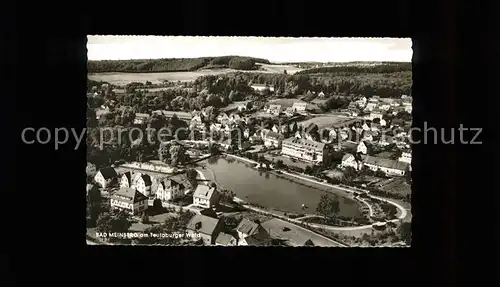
87 56 271 73
295 62 412 75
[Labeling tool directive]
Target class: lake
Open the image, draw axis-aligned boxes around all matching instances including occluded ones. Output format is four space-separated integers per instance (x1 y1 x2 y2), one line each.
200 156 363 218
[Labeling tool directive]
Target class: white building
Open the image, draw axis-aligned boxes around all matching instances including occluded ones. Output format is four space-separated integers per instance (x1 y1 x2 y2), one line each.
251 84 274 92
131 173 153 197
362 156 409 176
155 178 185 201
263 131 284 148
193 185 220 209
119 171 132 188
281 137 327 163
110 187 148 215
357 141 368 154
398 151 412 164
94 167 118 189
341 153 360 170
292 102 308 113
267 104 282 115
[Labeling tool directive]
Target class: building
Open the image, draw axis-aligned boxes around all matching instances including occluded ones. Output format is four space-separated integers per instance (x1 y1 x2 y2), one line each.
362 156 409 176
131 173 153 197
281 137 327 163
364 103 377 112
357 141 368 154
186 214 225 245
155 178 185 201
341 153 360 170
263 131 285 148
190 114 205 131
134 113 150 125
94 167 118 189
215 232 238 246
403 102 413 113
235 218 273 246
266 104 282 115
152 110 193 122
292 102 308 113
251 84 274 92
110 187 148 215
260 219 319 247
119 171 133 188
369 110 384 121
192 185 220 209
284 107 295 117
398 151 412 164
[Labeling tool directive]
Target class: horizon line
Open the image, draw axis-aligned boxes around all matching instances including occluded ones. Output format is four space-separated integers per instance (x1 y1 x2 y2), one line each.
87 55 411 64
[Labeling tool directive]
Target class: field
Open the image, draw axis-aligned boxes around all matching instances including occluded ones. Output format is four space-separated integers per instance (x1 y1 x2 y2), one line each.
297 115 349 129
88 64 303 86
268 98 307 108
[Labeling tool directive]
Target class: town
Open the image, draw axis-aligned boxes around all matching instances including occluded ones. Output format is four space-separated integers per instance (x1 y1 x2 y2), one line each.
86 38 413 247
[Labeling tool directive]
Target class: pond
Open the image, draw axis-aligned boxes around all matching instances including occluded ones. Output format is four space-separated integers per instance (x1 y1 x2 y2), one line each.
200 156 363 218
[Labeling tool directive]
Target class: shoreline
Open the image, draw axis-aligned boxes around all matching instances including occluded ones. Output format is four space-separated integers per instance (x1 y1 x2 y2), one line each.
210 153 409 228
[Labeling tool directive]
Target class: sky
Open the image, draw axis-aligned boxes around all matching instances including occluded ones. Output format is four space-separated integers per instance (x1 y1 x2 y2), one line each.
87 36 412 63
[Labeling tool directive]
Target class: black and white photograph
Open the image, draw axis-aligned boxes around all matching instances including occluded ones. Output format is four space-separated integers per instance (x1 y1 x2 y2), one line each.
85 36 413 247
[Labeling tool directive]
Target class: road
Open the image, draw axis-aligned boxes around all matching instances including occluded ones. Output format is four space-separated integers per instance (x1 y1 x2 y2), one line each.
219 153 410 232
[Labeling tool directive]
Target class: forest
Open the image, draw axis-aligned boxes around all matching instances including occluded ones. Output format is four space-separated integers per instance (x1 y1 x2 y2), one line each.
87 56 271 73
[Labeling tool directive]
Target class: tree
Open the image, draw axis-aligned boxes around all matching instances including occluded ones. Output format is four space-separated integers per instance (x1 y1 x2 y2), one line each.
158 142 172 164
275 159 284 169
305 166 312 174
208 143 220 155
169 143 187 166
141 213 150 224
343 166 357 182
153 199 163 210
186 169 198 189
396 222 412 245
246 101 253 110
96 210 132 237
374 169 386 178
316 194 341 218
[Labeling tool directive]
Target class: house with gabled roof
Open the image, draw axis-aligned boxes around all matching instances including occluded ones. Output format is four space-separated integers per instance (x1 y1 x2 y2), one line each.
94 167 118 189
362 155 409 176
110 187 148 215
155 178 185 201
235 218 273 246
192 185 220 209
119 171 133 188
131 173 153 197
341 153 361 170
186 214 225 245
215 232 238 246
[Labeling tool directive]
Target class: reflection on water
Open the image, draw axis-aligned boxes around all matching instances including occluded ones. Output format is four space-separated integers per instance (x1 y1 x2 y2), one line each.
202 157 362 217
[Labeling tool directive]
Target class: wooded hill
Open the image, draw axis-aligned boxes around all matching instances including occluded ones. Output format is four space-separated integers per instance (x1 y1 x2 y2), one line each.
88 56 271 73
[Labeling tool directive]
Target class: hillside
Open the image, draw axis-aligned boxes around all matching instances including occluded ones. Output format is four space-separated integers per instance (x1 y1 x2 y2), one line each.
295 62 412 75
87 56 272 73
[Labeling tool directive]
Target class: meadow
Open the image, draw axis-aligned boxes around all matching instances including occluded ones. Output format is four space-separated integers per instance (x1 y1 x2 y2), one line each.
88 64 303 86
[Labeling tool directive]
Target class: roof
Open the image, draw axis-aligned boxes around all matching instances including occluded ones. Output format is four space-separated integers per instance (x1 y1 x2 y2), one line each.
236 218 260 236
264 131 284 141
111 187 148 204
268 104 282 109
132 173 152 186
292 102 307 107
135 113 150 118
193 185 217 200
199 208 218 218
157 178 183 190
98 167 118 180
342 153 354 161
363 156 409 171
215 232 235 245
121 171 132 182
186 214 221 236
152 110 193 120
243 231 273 246
282 137 326 152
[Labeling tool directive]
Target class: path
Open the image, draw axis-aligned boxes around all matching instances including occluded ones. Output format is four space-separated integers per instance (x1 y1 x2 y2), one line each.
204 153 409 234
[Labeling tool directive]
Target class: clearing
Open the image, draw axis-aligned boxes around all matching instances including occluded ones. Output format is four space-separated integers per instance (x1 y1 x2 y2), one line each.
88 64 303 85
